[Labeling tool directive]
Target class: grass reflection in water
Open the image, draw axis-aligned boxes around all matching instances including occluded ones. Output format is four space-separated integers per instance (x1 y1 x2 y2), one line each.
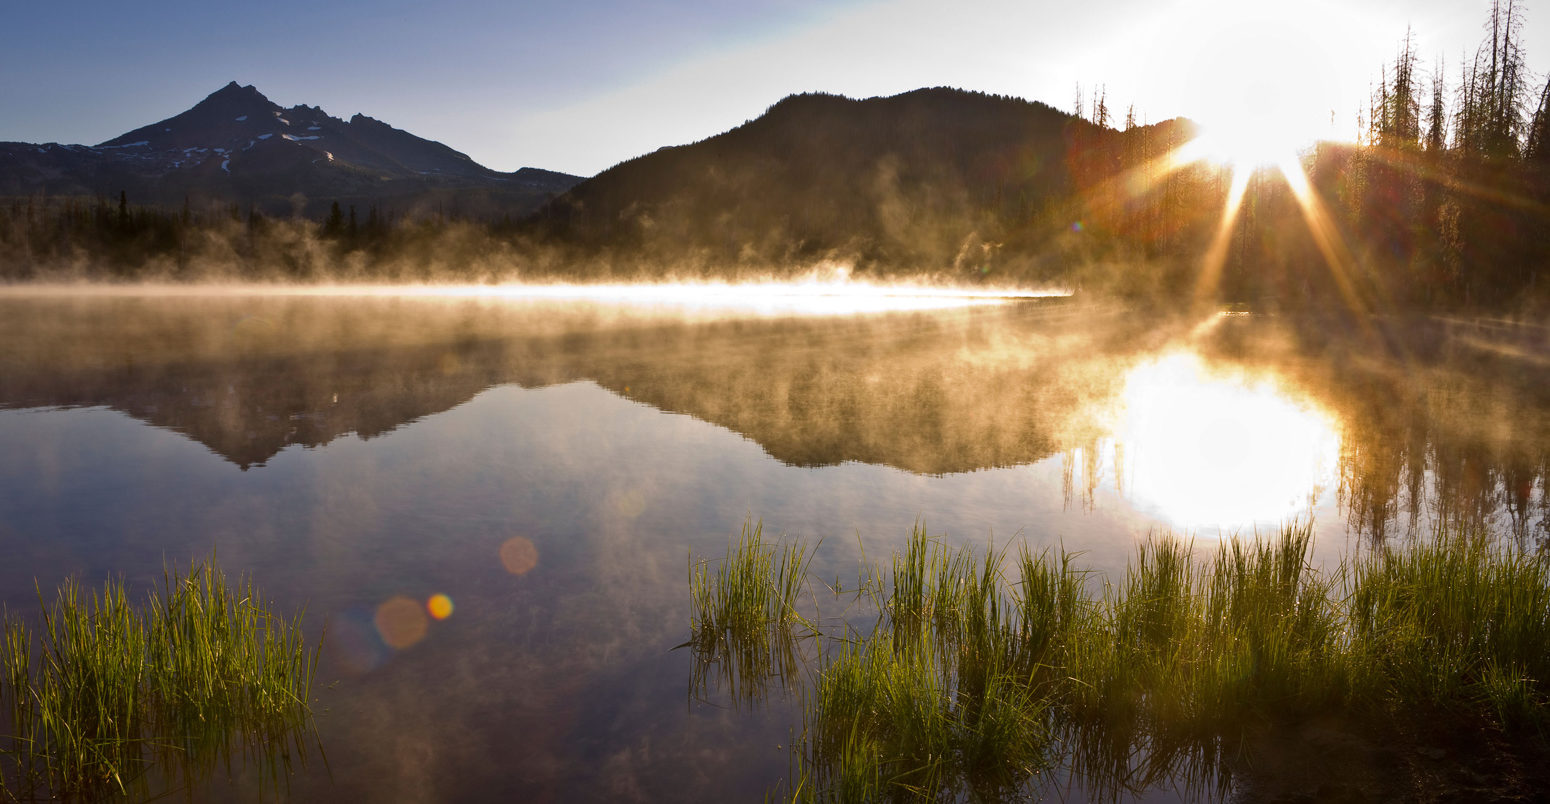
688 523 1550 801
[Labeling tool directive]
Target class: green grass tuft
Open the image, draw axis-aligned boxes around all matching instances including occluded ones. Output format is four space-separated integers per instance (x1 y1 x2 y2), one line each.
688 519 815 705
0 559 319 801
693 521 1550 801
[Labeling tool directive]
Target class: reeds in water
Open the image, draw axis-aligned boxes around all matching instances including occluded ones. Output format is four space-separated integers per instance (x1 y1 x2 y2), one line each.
1346 531 1550 725
692 522 1550 801
687 519 814 704
0 560 319 801
804 531 1048 802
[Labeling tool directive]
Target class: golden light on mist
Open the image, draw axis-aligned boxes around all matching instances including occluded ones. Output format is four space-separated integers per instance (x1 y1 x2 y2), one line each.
375 595 430 649
1117 351 1340 529
1194 166 1254 305
427 594 454 620
0 280 1069 315
389 279 1066 314
1274 156 1369 315
500 537 540 576
1170 132 1369 316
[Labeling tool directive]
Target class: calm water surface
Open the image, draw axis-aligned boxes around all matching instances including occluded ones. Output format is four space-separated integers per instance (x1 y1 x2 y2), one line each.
0 290 1546 801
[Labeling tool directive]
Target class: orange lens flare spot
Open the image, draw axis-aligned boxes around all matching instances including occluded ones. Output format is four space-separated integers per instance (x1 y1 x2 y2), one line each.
500 537 539 576
374 595 429 650
427 594 454 620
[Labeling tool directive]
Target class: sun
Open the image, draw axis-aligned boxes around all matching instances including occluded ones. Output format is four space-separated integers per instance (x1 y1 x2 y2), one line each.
1186 117 1317 171
1154 0 1350 171
1176 69 1341 173
1098 0 1370 315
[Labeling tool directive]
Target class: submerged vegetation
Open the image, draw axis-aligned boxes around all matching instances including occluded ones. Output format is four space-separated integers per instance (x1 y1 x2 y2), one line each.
688 523 1550 801
0 560 319 802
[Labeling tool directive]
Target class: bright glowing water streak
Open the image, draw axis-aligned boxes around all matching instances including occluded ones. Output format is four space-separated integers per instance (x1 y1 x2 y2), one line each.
0 281 1069 315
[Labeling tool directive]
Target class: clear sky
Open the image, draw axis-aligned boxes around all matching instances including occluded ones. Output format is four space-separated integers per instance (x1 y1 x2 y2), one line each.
2 0 1544 177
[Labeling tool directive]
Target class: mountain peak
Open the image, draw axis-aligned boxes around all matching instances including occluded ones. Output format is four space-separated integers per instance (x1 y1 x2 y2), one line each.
97 82 280 148
17 82 581 218
195 81 275 111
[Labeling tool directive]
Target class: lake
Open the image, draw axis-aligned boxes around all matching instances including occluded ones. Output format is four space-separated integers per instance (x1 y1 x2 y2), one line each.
1 287 1546 801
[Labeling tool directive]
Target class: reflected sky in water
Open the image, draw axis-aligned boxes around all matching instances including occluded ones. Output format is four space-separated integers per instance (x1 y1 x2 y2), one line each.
0 294 1545 801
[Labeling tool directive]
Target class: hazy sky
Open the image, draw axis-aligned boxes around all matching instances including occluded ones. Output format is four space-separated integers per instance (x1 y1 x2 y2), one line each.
2 0 1545 176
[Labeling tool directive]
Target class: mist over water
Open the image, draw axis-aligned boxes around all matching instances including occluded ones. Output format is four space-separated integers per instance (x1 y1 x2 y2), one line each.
1 287 1546 800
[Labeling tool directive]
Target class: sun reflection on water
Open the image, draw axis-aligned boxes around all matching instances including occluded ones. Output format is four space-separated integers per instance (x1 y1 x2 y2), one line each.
1115 351 1341 530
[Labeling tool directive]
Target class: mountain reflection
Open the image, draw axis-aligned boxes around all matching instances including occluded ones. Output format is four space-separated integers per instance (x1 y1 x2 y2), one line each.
0 294 1545 541
0 294 1135 472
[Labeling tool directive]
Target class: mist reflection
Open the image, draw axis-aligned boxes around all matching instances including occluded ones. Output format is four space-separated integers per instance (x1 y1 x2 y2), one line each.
0 293 1543 545
1115 351 1340 529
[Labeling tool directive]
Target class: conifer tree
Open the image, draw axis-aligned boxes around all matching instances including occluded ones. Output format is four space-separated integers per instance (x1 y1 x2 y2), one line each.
1458 0 1528 157
1377 30 1421 149
1426 54 1449 154
1527 74 1550 162
324 201 344 238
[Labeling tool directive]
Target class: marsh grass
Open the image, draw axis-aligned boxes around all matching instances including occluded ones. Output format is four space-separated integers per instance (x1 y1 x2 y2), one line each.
693 522 1550 801
1346 530 1550 726
687 520 815 705
772 527 1052 802
0 560 319 802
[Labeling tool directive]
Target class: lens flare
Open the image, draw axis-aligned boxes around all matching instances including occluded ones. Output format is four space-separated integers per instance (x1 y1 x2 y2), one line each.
500 537 540 576
427 594 454 620
327 608 390 675
374 596 429 649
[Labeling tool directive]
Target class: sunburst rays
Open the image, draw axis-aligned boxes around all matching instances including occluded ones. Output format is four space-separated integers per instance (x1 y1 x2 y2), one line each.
1098 127 1371 317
